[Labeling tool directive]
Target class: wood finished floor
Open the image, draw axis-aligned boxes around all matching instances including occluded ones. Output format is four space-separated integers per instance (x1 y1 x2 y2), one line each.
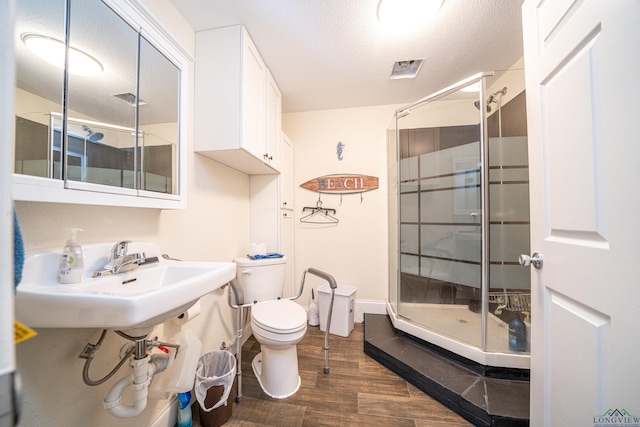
193 322 472 426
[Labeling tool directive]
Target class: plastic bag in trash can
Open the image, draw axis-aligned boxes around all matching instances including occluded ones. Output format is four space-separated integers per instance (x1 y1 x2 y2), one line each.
195 351 237 412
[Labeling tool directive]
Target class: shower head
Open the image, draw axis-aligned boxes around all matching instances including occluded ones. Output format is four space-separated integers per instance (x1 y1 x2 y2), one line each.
87 132 104 142
474 100 491 113
82 125 104 142
473 87 508 112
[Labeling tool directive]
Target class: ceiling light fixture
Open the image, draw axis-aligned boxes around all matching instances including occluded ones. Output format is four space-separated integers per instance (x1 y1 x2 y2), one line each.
21 33 104 76
377 0 444 32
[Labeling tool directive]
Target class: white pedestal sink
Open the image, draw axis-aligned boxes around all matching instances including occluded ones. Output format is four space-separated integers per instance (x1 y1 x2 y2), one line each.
15 242 235 331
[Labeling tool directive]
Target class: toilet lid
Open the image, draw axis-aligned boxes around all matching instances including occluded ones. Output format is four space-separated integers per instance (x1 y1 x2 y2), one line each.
251 300 307 334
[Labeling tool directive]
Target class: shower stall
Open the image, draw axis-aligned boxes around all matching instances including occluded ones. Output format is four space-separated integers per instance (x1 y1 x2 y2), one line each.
387 70 530 369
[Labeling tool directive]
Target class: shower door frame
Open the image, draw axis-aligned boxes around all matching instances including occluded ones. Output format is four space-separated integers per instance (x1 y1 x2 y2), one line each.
388 72 529 368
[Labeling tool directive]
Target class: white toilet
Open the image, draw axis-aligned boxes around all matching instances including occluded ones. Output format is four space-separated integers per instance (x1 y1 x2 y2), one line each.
232 256 307 399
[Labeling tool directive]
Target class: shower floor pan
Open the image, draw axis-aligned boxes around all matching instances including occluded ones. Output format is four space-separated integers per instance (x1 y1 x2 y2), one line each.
397 303 517 354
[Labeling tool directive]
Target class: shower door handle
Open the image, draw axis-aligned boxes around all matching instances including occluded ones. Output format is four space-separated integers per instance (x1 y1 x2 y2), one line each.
470 212 481 226
519 252 543 270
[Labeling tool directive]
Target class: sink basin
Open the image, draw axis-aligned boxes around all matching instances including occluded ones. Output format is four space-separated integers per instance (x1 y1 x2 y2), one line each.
15 242 235 330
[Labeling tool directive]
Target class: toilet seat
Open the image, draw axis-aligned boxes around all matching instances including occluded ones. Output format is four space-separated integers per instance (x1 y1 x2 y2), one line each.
251 300 307 334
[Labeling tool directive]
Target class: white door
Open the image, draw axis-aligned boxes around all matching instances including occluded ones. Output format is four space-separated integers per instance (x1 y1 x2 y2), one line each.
280 135 295 296
1 0 17 424
523 1 640 425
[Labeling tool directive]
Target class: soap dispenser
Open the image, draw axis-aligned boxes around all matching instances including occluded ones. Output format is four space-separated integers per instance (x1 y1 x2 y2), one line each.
58 228 84 284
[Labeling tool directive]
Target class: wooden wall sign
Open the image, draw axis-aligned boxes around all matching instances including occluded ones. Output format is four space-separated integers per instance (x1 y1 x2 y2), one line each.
300 174 378 194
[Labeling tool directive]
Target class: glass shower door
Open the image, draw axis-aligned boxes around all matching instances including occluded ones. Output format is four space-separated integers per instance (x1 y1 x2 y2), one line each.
396 78 485 349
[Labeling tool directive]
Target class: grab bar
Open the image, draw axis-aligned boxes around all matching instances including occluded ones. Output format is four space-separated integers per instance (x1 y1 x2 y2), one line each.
302 268 337 374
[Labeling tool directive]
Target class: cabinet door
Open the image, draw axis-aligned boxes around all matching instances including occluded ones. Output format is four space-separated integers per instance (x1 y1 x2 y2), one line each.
242 31 266 160
280 134 293 210
265 69 282 170
281 211 294 296
279 134 294 295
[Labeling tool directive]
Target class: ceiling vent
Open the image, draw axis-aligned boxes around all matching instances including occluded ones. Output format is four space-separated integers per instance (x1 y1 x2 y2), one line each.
112 92 146 106
390 59 424 79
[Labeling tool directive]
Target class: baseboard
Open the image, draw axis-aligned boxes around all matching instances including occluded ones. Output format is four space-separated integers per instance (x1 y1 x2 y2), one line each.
354 299 386 323
147 395 177 427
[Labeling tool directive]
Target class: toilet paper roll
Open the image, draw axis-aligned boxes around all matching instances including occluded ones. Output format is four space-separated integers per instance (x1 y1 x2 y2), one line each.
249 243 267 257
174 300 201 324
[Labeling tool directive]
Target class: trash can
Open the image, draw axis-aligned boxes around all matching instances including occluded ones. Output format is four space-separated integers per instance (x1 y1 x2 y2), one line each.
318 283 356 337
195 350 237 427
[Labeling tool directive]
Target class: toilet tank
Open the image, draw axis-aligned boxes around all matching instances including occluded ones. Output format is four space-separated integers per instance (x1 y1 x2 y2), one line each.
232 256 288 303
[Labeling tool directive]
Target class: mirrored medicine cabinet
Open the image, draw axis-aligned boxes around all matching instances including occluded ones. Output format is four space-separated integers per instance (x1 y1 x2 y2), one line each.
13 0 191 208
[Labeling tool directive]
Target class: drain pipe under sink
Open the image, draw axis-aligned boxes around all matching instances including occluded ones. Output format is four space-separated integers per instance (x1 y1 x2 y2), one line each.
103 354 169 418
80 329 201 419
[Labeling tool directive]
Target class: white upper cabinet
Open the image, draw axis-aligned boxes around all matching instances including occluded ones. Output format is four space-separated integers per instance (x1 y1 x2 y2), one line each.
195 25 281 175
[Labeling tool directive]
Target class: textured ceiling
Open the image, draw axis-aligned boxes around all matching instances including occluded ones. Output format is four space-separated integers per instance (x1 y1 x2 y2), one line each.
170 0 525 113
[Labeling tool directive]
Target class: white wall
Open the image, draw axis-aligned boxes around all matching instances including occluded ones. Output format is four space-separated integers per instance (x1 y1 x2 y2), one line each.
13 1 252 426
283 104 400 308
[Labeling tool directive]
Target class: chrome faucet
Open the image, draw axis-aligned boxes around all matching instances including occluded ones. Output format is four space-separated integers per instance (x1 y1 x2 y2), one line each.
92 240 159 277
104 240 131 270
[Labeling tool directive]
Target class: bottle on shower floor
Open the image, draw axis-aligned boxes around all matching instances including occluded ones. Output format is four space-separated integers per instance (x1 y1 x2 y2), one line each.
508 312 527 352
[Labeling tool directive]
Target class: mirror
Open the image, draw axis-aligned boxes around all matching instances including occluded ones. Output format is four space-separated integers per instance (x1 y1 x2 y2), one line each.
14 0 181 200
138 35 180 195
14 0 65 180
